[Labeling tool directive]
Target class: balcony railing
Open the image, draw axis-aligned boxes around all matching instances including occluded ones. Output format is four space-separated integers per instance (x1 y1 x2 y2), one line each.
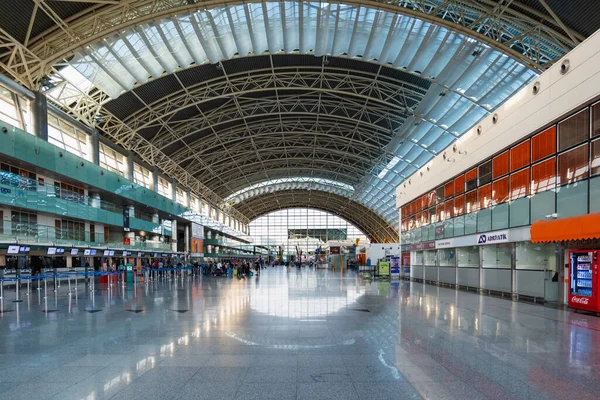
0 222 171 251
0 170 119 212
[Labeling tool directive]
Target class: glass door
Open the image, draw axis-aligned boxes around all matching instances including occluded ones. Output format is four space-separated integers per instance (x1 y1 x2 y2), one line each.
571 251 593 297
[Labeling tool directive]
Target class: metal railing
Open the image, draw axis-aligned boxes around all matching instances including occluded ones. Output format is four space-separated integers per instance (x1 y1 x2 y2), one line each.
0 222 171 250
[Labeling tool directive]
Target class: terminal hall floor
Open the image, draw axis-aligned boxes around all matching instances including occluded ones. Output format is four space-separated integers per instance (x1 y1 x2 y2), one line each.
0 268 599 400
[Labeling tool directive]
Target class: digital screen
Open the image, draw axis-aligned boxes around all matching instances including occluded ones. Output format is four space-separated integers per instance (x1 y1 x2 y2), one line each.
90 249 97 256
122 251 128 257
70 249 79 256
83 249 91 256
47 247 57 255
103 250 110 256
7 245 19 254
56 248 65 255
153 253 158 257
109 250 115 256
161 253 168 257
137 252 143 257
18 246 30 254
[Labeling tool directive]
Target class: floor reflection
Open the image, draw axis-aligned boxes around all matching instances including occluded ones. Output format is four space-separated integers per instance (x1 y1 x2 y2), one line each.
0 268 599 399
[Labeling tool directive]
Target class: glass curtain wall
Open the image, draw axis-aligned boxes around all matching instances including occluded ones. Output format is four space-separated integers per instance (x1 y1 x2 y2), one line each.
250 208 368 258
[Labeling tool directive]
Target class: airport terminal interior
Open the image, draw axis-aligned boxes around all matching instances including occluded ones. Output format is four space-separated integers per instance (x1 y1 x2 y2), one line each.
1 1 600 399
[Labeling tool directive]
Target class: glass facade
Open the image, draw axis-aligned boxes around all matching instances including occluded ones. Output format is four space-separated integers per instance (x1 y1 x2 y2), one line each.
401 101 600 244
250 208 368 258
99 143 126 176
48 113 89 160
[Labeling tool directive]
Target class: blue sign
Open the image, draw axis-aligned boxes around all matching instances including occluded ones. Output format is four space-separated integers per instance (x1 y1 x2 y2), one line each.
0 187 11 194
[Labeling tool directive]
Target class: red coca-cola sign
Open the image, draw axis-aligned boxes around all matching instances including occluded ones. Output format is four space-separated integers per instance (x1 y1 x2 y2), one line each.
571 296 590 305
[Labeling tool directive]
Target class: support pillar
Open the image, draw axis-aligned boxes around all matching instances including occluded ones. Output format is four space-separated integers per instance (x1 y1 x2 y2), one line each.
66 256 73 269
32 91 48 141
152 213 159 224
171 219 178 252
152 167 159 193
186 187 191 208
91 130 100 165
171 178 177 202
91 193 101 209
126 153 134 182
184 225 190 254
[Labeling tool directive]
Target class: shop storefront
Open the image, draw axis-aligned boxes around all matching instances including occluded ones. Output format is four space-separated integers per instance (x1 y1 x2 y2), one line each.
406 226 560 302
531 213 600 310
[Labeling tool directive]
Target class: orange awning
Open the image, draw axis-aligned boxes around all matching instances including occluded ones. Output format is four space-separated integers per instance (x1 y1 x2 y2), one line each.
530 213 600 243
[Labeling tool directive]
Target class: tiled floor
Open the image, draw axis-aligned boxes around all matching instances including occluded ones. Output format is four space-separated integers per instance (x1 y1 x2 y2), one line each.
1 267 600 399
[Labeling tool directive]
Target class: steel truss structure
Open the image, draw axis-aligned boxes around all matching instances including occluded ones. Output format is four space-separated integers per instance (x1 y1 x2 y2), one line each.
0 0 588 240
235 189 398 242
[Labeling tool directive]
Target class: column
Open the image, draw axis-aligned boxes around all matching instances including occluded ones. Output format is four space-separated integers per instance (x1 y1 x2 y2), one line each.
152 167 159 193
186 187 191 208
171 219 178 252
126 153 134 181
198 196 203 215
152 213 159 224
66 256 73 269
91 130 100 165
184 225 190 254
32 91 48 141
171 178 177 202
91 193 101 208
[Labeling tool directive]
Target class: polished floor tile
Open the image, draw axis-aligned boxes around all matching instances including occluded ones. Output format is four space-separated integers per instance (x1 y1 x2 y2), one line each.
1 268 600 399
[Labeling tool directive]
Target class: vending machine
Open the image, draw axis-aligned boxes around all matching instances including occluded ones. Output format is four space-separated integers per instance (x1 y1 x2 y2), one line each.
569 250 599 314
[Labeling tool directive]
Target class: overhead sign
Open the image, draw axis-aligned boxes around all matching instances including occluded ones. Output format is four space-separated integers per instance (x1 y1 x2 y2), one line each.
330 246 340 254
435 239 455 249
476 230 509 245
409 241 436 251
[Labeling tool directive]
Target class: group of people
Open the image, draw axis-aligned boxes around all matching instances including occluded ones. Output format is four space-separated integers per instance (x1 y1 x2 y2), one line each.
194 260 262 278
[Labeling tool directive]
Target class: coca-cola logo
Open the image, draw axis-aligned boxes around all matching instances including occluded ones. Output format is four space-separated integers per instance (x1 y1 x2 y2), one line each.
571 296 590 305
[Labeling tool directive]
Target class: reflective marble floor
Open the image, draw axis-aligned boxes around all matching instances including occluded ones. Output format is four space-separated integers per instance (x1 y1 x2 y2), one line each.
1 268 599 400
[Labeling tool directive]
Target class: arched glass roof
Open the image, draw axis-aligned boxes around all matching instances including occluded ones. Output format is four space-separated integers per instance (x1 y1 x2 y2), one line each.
31 1 545 237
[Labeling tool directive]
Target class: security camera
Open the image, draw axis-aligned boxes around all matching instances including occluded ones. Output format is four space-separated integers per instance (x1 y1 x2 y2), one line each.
545 213 558 219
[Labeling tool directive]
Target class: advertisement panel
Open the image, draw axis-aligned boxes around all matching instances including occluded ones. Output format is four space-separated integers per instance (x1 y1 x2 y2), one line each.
191 223 204 239
191 238 204 254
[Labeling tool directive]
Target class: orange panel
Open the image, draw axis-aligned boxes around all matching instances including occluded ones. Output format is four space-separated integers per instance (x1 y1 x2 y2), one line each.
532 126 557 162
436 204 445 222
510 168 530 200
444 181 454 198
492 151 509 179
492 177 509 204
510 140 530 172
531 212 600 243
558 144 589 185
454 175 465 195
465 190 478 213
454 195 465 216
465 168 477 182
444 200 454 219
531 158 557 193
478 184 492 209
422 210 429 226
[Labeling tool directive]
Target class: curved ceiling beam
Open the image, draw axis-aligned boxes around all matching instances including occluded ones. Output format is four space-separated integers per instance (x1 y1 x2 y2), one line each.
235 189 398 242
227 180 355 205
172 126 387 165
13 0 581 91
201 158 376 195
218 169 364 196
153 106 400 154
123 68 424 129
